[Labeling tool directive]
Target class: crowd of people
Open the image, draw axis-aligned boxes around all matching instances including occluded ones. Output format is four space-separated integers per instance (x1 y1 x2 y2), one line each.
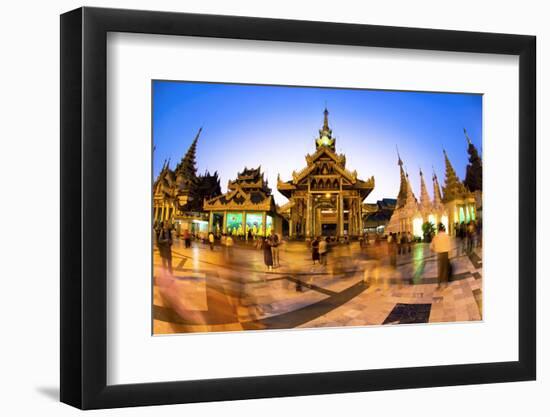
455 220 482 255
155 218 482 290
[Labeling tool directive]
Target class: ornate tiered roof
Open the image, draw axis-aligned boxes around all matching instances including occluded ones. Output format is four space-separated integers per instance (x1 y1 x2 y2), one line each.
277 108 374 200
203 166 275 212
227 166 271 194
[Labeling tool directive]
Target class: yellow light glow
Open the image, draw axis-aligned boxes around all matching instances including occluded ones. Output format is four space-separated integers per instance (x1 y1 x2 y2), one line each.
441 215 449 233
412 217 423 238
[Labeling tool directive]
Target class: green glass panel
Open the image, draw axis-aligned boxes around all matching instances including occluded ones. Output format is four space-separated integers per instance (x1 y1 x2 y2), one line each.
266 215 273 236
246 213 263 236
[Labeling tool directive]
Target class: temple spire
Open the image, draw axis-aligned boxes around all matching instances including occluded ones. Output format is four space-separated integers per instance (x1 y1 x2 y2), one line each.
397 145 403 167
419 168 431 208
464 127 472 145
396 147 409 208
315 107 336 150
463 129 482 192
442 149 467 202
405 170 417 204
175 127 202 192
432 167 443 207
175 127 201 177
322 107 330 131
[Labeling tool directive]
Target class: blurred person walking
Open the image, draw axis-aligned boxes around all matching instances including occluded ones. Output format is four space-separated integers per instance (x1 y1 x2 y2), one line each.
269 230 280 268
406 231 413 253
208 231 215 251
467 221 476 254
262 236 273 271
157 220 173 275
311 237 320 265
225 234 234 258
388 233 398 267
183 229 191 248
430 223 451 288
319 237 328 266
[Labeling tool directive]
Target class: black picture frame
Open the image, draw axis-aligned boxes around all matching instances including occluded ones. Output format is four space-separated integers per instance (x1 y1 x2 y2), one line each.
60 6 536 410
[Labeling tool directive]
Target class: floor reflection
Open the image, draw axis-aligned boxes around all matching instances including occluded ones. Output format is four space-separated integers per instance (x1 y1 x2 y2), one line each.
153 238 483 334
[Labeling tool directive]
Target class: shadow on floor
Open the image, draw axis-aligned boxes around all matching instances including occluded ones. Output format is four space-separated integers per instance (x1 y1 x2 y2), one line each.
35 386 59 401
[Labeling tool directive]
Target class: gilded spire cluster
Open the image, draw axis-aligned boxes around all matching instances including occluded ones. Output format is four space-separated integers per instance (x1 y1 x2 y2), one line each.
393 150 448 211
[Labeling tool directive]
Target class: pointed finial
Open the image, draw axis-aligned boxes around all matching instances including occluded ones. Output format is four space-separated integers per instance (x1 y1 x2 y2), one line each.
463 127 472 145
322 106 329 130
396 145 403 166
194 126 203 142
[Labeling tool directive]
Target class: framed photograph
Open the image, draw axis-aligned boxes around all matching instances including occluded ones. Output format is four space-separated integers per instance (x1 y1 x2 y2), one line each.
60 6 536 409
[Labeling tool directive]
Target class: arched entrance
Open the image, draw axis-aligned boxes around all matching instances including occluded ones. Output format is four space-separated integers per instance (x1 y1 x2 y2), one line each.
314 195 338 237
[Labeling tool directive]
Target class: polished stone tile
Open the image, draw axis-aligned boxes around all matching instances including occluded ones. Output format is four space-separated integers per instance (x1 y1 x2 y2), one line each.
153 239 483 334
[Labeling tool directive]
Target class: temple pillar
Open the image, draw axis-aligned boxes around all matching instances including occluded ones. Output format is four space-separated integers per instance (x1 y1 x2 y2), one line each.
355 199 359 235
313 207 318 237
222 211 227 234
305 196 311 238
262 211 267 236
352 198 356 235
208 211 213 232
348 198 355 236
357 197 362 235
339 194 344 236
357 197 363 236
289 219 293 238
242 211 246 238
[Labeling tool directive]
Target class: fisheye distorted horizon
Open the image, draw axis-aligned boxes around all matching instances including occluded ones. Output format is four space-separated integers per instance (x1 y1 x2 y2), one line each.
153 81 482 205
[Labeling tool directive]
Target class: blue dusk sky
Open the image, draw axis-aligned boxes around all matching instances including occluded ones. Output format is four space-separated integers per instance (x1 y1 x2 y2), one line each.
153 81 482 205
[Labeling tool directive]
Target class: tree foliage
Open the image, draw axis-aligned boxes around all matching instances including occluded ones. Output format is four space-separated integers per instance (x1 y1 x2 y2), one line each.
422 221 435 242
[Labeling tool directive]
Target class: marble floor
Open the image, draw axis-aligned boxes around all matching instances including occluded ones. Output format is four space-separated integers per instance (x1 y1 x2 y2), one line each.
153 238 482 334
